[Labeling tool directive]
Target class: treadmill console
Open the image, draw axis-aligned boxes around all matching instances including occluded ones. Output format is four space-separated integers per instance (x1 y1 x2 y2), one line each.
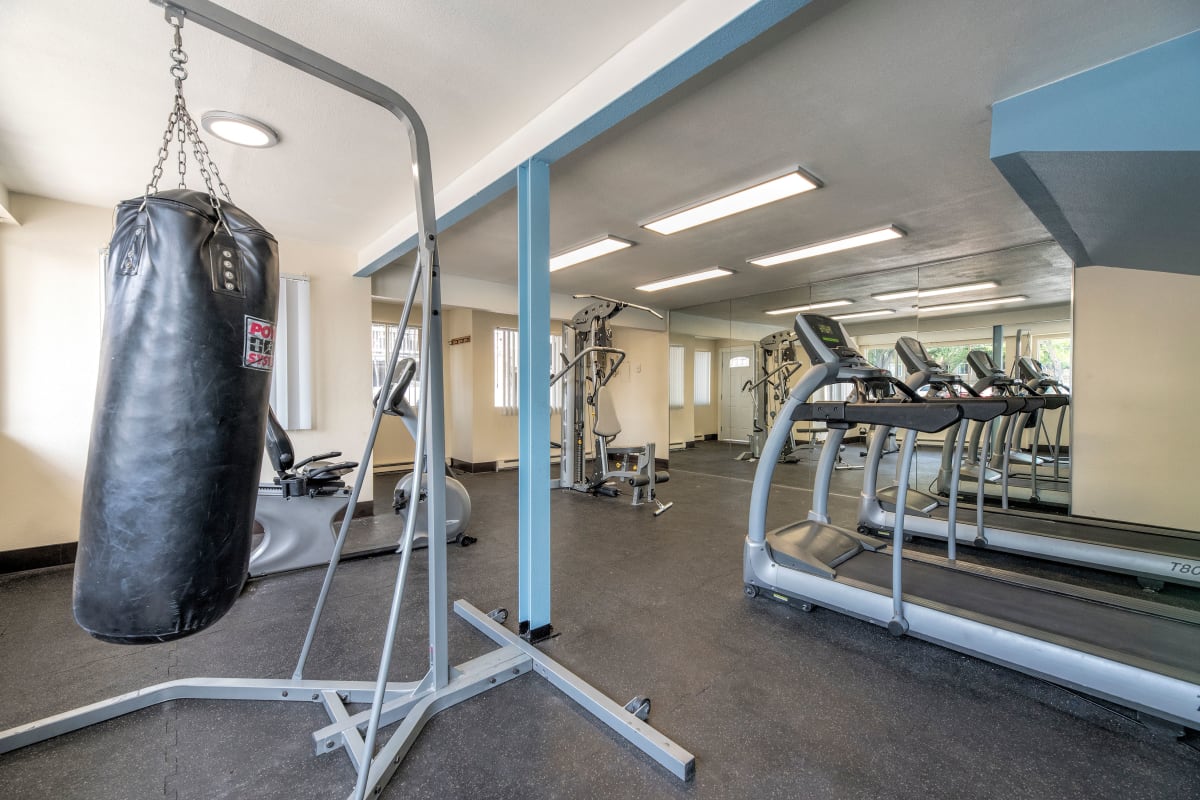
794 314 855 364
967 349 1003 379
895 336 941 375
1016 356 1044 382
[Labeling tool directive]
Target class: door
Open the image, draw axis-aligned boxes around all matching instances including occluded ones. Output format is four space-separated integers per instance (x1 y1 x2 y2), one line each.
719 345 755 442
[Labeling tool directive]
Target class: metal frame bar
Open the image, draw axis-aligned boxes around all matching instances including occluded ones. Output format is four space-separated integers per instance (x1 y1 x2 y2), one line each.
0 3 694 797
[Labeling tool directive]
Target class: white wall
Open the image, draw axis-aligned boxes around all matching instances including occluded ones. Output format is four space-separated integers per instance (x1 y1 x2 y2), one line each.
1072 266 1197 530
0 193 373 553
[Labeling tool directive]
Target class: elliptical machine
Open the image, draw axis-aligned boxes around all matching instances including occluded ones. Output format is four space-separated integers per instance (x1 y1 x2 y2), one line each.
249 408 362 576
377 357 475 547
554 294 672 514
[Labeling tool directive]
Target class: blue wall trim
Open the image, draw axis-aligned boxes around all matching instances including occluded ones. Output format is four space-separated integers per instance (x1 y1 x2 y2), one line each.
356 0 811 277
991 28 1200 158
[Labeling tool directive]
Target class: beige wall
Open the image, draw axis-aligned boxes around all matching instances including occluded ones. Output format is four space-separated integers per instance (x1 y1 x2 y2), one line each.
466 311 569 465
0 193 372 552
444 307 475 463
0 194 107 550
268 239 373 500
1072 266 1197 530
604 326 670 456
668 332 719 447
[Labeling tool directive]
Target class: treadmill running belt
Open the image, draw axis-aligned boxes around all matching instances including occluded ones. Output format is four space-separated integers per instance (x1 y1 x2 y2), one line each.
930 507 1200 558
835 552 1200 681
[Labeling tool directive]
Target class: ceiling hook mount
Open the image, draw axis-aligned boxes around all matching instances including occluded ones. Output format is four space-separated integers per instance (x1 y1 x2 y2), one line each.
163 3 186 26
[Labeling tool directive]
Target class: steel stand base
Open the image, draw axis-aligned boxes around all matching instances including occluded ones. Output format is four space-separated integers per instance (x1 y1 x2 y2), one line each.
455 600 695 781
0 600 695 796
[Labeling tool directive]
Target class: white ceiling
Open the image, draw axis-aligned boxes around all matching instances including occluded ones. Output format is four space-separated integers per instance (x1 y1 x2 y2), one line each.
4 0 1199 318
0 0 685 246
395 0 1200 311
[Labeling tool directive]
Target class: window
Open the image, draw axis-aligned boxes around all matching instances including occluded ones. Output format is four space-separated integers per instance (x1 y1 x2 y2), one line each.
371 322 420 404
494 329 570 416
669 345 685 409
1034 335 1072 386
550 333 565 413
693 351 712 406
728 355 750 369
925 344 978 377
489 328 564 417
865 347 902 378
494 327 520 415
271 275 313 430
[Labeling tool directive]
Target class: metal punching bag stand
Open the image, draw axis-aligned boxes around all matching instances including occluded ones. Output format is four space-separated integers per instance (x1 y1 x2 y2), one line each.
0 2 694 797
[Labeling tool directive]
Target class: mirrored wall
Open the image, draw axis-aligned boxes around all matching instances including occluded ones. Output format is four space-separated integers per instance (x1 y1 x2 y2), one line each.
667 241 1073 508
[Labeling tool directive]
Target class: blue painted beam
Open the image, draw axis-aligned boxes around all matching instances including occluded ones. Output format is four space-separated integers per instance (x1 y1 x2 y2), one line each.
991 29 1200 272
517 158 552 638
991 29 1200 158
356 0 811 277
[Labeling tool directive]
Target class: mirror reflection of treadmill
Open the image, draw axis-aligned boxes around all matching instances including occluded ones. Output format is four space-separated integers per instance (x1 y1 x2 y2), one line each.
745 313 1200 735
859 335 1198 592
964 350 1071 505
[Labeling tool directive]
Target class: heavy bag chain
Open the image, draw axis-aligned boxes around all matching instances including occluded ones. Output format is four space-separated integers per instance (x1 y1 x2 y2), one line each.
143 14 233 233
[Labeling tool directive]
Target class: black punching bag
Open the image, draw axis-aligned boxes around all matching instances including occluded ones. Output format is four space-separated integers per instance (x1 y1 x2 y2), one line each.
74 189 279 644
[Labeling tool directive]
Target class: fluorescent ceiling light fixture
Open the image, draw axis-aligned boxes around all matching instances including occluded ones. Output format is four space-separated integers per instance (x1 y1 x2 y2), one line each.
872 280 999 302
764 299 853 316
642 169 821 235
201 111 279 148
918 295 1028 313
549 236 634 272
636 267 733 293
750 225 905 267
830 309 896 321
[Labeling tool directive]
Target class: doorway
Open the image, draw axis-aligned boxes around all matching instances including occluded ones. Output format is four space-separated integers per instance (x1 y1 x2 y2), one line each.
719 345 755 443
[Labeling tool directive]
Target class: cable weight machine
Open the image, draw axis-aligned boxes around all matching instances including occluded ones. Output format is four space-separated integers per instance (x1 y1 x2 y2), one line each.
553 294 673 514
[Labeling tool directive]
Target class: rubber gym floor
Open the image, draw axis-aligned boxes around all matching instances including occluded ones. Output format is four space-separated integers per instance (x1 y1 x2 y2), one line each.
1 440 1197 799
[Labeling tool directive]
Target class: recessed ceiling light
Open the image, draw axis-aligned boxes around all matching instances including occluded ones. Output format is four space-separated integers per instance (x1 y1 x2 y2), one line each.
764 299 853 315
872 280 999 302
749 225 905 267
201 111 280 148
642 169 821 235
636 267 734 293
549 236 634 272
831 309 896 321
918 296 1028 313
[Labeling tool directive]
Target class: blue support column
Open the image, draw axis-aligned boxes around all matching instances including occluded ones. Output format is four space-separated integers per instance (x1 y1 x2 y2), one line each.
517 158 552 640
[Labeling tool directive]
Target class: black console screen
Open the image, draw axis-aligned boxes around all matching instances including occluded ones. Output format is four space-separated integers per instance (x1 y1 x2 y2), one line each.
805 314 847 348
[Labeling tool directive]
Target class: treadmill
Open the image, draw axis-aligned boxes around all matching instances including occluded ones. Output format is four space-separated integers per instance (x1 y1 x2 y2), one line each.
858 337 1200 590
939 350 1071 508
1007 355 1072 480
745 313 1200 731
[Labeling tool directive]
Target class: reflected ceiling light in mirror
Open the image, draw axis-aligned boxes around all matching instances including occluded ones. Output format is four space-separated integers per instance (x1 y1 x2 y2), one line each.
831 309 896 320
636 267 734 292
749 225 905 267
918 295 1028 313
764 299 853 315
872 280 999 301
549 235 634 272
642 169 821 235
201 111 280 147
